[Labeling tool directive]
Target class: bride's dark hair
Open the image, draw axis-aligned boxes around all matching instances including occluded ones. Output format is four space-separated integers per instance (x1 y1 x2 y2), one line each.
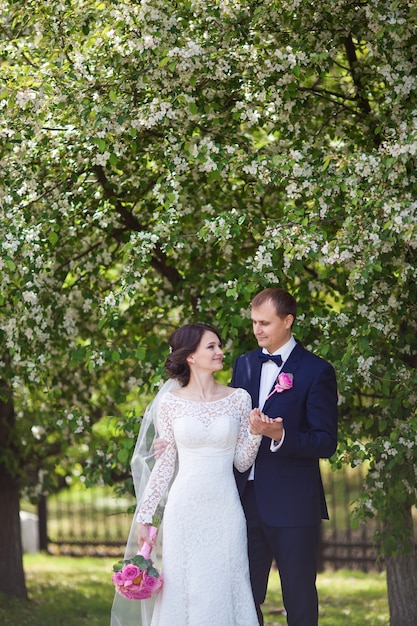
164 323 223 386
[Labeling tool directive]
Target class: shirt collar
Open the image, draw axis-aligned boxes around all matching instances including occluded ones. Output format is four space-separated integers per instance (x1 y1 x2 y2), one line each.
262 335 297 364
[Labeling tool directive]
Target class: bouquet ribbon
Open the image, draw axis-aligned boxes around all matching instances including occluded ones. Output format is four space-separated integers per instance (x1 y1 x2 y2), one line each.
138 525 158 560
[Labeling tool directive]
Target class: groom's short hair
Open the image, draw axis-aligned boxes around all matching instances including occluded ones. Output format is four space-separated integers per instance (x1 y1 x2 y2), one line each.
251 287 297 323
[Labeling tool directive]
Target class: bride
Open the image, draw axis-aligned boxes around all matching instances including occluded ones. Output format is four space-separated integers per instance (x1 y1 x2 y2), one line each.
111 322 271 626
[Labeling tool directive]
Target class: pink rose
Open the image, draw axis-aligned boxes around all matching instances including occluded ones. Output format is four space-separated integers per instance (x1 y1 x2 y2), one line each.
266 372 293 400
122 564 141 580
276 372 293 391
141 572 162 594
118 574 163 600
112 571 126 586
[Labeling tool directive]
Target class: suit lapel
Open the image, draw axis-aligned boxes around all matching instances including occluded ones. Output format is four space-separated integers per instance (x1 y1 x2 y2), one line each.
248 351 263 406
281 340 303 374
262 341 303 413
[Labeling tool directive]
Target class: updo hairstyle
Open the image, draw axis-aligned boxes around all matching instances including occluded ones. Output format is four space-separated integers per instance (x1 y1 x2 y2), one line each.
164 322 222 386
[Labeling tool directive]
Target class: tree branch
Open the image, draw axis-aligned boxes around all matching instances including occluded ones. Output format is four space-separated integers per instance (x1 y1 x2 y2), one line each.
92 165 182 287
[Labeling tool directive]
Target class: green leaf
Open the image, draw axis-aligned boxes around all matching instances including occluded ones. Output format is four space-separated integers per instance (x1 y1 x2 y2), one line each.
94 138 106 151
117 448 130 463
148 567 159 577
135 347 147 360
322 157 331 171
359 338 369 351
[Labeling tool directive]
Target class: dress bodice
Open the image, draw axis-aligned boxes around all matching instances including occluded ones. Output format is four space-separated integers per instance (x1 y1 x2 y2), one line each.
137 388 261 524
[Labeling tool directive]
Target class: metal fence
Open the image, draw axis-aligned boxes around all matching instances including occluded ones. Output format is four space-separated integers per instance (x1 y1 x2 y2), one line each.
319 461 383 571
43 486 137 557
22 462 386 570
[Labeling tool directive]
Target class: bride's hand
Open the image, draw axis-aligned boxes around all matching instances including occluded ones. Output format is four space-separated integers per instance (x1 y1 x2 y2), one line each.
249 408 277 435
138 523 156 549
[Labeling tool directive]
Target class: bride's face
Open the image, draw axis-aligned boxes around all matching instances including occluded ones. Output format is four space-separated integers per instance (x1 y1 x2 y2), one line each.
187 330 224 372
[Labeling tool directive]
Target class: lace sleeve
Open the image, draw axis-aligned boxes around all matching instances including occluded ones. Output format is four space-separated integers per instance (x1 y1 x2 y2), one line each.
233 389 262 473
136 395 178 524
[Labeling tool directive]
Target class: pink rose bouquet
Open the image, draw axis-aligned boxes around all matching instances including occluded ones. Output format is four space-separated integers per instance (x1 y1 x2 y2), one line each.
266 372 293 400
112 526 163 600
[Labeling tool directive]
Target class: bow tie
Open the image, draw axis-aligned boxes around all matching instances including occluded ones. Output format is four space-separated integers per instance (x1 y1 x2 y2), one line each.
258 352 283 367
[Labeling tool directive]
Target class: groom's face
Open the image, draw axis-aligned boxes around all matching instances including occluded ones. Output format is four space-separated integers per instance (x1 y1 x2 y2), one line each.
251 299 293 354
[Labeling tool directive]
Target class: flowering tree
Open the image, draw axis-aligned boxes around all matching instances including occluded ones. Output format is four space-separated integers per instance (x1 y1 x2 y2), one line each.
1 0 416 621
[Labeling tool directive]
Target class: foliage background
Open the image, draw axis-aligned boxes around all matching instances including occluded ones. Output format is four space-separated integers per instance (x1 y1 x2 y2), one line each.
0 0 416 562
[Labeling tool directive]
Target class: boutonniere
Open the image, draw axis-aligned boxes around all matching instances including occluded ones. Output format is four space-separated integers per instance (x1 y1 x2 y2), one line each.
266 372 293 400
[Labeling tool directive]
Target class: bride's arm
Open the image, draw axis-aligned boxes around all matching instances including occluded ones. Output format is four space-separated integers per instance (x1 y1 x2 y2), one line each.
136 399 177 526
233 391 262 472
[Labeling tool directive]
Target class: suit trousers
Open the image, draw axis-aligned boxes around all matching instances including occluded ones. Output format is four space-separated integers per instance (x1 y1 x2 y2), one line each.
242 482 320 626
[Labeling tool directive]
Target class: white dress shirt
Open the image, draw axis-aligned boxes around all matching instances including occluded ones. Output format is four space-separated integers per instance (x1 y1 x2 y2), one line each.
248 335 297 479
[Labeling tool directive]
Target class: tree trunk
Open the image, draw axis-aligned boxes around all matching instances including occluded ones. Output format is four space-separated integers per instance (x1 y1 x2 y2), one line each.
0 384 27 598
0 470 28 598
38 495 49 552
385 506 417 626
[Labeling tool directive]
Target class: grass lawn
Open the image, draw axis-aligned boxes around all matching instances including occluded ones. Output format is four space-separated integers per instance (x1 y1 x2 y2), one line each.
0 554 115 626
264 567 389 625
0 554 389 625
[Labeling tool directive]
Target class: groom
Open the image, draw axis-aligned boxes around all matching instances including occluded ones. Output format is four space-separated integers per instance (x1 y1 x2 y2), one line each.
232 287 338 626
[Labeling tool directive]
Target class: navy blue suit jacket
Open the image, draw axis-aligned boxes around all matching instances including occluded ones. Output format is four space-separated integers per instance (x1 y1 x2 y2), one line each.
231 341 338 527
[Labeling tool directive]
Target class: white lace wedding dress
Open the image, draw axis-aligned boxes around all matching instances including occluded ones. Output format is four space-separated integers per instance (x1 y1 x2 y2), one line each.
137 387 261 626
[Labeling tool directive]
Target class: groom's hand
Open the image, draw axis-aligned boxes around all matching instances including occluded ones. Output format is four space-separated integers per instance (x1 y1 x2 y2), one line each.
250 408 283 441
261 417 284 442
153 437 168 459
